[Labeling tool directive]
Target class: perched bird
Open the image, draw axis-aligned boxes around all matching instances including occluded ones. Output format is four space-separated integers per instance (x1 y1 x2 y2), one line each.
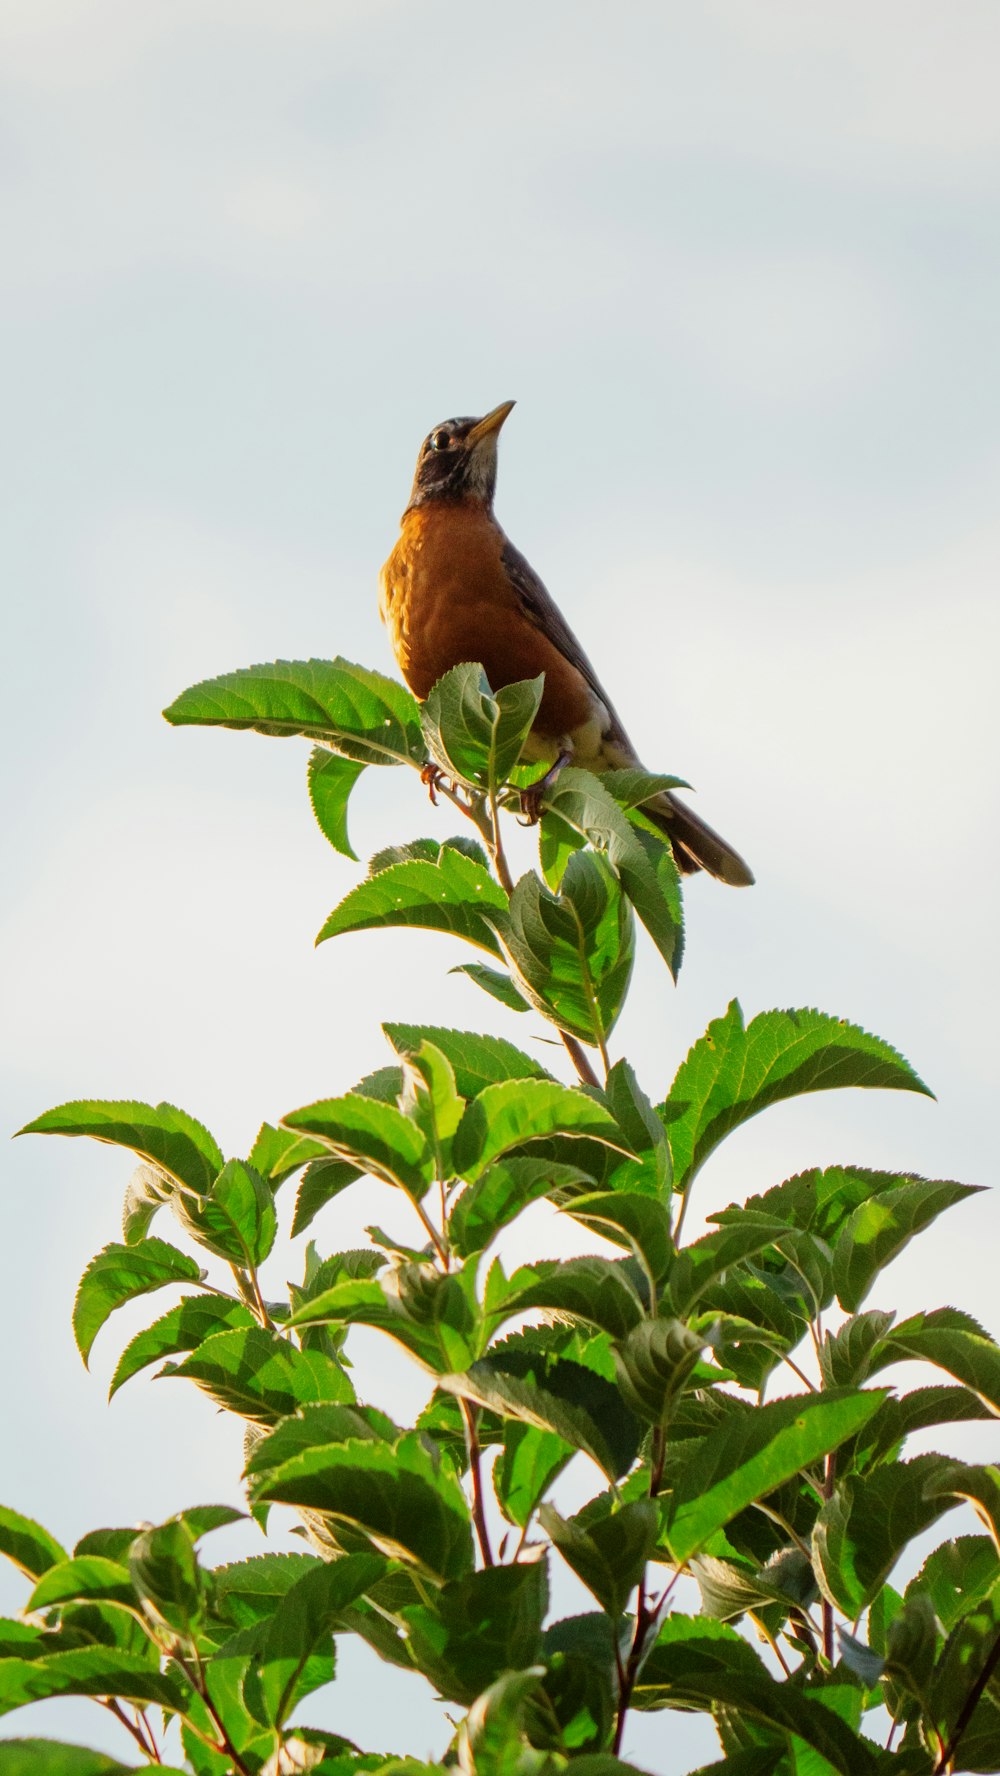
379 401 753 885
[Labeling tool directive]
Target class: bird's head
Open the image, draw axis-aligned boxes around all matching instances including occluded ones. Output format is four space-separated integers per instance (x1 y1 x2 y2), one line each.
405 401 515 511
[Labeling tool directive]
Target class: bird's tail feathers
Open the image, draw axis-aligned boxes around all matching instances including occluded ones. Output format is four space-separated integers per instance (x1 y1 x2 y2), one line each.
643 791 754 887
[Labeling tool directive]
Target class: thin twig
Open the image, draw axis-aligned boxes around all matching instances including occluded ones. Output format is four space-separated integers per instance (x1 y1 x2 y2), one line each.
103 1697 159 1762
934 1624 1000 1774
559 1029 601 1088
173 1648 253 1776
460 1398 494 1567
246 1266 273 1331
821 1450 835 1666
784 1353 818 1393
748 1610 793 1678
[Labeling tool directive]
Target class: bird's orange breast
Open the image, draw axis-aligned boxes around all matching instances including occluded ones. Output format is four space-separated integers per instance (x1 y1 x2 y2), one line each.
379 501 595 740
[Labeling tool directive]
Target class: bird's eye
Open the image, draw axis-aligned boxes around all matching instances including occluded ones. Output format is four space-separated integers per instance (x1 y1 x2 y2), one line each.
429 430 451 452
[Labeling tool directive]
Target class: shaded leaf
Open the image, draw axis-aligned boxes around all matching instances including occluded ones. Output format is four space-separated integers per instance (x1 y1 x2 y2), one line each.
452 1078 634 1183
450 1159 594 1258
663 1388 887 1562
72 1240 204 1367
538 767 683 975
832 1177 980 1312
0 1509 67 1582
402 1559 547 1704
490 853 634 1048
247 1124 327 1189
442 1350 640 1482
317 846 506 954
660 1003 931 1197
163 1327 353 1423
110 1295 256 1398
421 664 544 791
281 1095 432 1200
164 656 424 767
813 1454 960 1615
383 1024 553 1098
252 1433 474 1583
539 1498 658 1617
451 963 531 1013
18 1100 222 1194
308 747 366 860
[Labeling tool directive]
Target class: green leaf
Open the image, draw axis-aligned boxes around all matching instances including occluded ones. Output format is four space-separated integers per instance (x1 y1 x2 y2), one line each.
452 1077 634 1183
663 1388 888 1562
907 1536 1000 1633
281 1094 433 1199
253 1433 474 1582
600 769 691 807
245 1402 399 1491
493 1422 574 1529
539 766 683 976
72 1240 204 1366
539 1498 658 1617
451 963 531 1013
27 1557 136 1617
128 1518 204 1636
256 1553 384 1727
398 1040 465 1177
164 656 424 767
873 1311 1000 1413
661 1002 931 1197
925 1462 1000 1549
173 1160 276 1268
450 1159 595 1258
832 1177 981 1312
456 1666 547 1776
0 1743 185 1776
612 1319 710 1425
843 1384 991 1471
18 1100 223 1194
500 1257 645 1340
109 1294 256 1397
212 1551 321 1628
685 1755 784 1776
292 1157 362 1236
121 1163 172 1243
633 1618 876 1773
383 1023 553 1097
163 1326 353 1422
0 1508 67 1582
0 1647 187 1716
813 1454 960 1616
308 746 366 859
443 1349 640 1482
402 1560 547 1704
490 855 635 1048
603 1060 671 1193
564 1192 674 1299
421 664 544 791
666 1218 792 1316
819 1310 897 1388
247 1123 328 1188
317 845 507 953
927 1580 1000 1772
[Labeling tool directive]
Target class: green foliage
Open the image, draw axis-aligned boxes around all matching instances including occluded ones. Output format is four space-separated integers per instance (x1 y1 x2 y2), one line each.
8 657 995 1775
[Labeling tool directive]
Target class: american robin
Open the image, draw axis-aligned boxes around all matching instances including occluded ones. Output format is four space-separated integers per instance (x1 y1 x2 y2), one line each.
379 401 753 885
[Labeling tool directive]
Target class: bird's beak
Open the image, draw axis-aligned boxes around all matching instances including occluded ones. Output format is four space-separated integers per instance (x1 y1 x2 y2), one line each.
466 400 516 446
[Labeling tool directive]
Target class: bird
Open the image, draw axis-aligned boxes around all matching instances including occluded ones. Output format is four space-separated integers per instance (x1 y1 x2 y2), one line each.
379 401 753 885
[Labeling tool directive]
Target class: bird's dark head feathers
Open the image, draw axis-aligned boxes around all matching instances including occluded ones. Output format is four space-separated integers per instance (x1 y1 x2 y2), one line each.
406 400 515 510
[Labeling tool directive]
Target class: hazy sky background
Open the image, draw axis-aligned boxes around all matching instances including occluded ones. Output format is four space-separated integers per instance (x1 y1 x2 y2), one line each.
2 2 999 1767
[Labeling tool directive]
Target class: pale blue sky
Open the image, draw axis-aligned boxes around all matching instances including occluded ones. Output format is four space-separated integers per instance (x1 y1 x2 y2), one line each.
2 2 999 1767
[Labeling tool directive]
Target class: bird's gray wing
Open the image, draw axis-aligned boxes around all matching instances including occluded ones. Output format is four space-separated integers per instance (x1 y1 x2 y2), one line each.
499 537 634 751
